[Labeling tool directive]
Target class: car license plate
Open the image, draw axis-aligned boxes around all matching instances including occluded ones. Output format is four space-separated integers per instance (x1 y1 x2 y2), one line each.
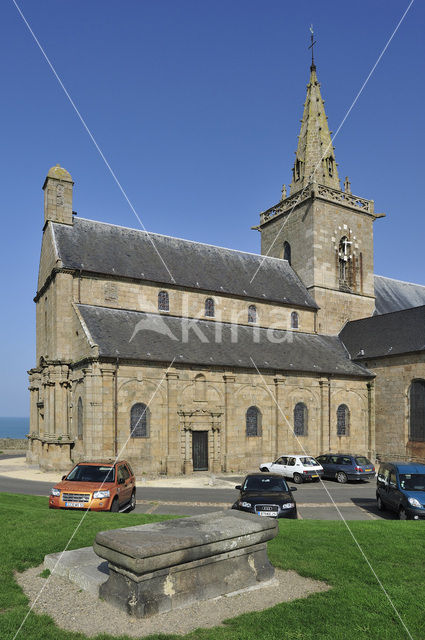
257 511 278 517
365 469 372 472
65 502 84 508
311 474 318 478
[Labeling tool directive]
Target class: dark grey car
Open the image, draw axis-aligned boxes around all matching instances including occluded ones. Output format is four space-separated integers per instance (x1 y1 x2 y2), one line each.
316 454 375 483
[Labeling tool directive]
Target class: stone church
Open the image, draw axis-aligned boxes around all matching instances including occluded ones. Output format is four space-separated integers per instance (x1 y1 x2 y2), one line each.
27 58 425 473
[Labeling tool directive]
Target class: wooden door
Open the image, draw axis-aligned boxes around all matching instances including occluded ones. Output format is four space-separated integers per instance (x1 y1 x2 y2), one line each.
192 431 208 471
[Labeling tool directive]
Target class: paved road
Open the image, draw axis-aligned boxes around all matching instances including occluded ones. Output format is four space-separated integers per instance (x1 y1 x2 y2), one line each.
133 478 386 520
0 453 26 460
0 473 390 520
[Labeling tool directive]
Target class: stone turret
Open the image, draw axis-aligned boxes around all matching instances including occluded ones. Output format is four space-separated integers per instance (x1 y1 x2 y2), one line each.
289 63 340 194
43 164 74 226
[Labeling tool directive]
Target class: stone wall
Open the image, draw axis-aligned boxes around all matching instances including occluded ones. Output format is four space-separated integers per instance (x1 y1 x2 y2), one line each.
311 287 375 336
0 438 27 450
367 353 425 463
78 275 316 332
260 200 315 287
28 359 373 474
37 223 59 292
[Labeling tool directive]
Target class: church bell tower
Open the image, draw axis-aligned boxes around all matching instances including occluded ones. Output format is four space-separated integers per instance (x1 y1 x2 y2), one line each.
255 46 384 334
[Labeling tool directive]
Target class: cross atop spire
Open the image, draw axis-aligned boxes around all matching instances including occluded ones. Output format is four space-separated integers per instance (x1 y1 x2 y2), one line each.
308 24 316 69
289 48 340 195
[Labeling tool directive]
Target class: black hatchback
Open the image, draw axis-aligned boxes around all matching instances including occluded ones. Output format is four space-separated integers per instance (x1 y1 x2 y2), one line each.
232 473 297 519
316 454 375 483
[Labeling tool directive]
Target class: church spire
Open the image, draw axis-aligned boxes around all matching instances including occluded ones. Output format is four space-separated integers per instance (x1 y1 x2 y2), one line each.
289 37 340 195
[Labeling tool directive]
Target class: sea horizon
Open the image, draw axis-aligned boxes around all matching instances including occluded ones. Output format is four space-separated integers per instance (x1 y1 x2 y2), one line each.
0 417 30 439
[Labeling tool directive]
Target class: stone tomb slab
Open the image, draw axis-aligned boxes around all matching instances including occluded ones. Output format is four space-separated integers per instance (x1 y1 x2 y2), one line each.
93 509 278 618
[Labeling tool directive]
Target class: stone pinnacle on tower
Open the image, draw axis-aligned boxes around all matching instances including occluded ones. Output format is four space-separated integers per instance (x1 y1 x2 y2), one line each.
42 164 74 227
289 29 340 195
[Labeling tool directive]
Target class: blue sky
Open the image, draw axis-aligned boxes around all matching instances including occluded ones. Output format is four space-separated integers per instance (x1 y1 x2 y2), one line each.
0 0 423 417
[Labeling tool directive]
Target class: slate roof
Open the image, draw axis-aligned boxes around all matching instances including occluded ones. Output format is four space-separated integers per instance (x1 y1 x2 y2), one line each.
374 275 425 315
77 304 372 378
51 218 318 309
340 305 425 360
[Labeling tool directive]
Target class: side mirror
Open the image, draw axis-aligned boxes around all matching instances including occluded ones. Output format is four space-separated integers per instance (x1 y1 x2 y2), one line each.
62 475 66 481
118 477 125 484
289 487 297 492
235 485 241 490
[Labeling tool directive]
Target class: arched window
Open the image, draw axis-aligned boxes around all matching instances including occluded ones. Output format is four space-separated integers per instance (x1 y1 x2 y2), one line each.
248 305 257 323
410 380 425 442
338 236 351 284
327 157 334 177
291 311 299 329
77 397 83 439
294 403 307 436
205 298 215 317
283 241 291 265
158 291 169 312
246 406 262 437
194 374 206 402
130 403 150 438
337 404 349 436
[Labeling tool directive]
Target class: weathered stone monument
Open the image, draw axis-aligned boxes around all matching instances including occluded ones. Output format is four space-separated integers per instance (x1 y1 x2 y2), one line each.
93 510 278 617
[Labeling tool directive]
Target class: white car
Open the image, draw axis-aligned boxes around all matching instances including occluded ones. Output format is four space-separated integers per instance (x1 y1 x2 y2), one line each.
260 455 324 484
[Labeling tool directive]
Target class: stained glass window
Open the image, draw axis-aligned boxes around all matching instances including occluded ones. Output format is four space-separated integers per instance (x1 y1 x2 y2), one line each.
337 404 349 436
410 380 425 442
158 291 169 312
130 403 150 438
248 305 257 323
77 397 83 439
205 298 215 317
294 403 307 436
246 406 261 437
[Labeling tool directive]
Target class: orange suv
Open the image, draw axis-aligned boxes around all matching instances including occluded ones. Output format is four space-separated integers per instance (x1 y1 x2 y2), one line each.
49 460 136 512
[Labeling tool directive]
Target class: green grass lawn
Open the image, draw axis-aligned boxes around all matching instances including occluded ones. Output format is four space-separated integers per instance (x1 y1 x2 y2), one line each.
0 493 423 640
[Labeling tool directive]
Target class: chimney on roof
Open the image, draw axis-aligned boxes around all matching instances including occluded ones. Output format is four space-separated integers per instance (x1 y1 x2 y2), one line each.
42 164 74 226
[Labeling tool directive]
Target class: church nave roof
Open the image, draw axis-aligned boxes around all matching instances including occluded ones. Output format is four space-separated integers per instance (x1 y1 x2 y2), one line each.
52 217 318 309
76 303 372 378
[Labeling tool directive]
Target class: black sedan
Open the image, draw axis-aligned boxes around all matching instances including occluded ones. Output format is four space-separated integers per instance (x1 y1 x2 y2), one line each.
232 473 298 519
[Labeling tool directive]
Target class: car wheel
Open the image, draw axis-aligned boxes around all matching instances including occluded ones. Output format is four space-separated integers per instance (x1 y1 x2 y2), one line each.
293 473 303 484
128 490 136 511
377 495 385 511
399 507 409 520
110 497 119 513
336 471 348 484
260 467 269 472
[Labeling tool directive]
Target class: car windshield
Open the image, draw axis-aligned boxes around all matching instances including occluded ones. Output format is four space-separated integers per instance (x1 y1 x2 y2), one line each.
243 476 288 492
66 465 115 483
300 457 318 466
399 474 425 491
355 457 371 465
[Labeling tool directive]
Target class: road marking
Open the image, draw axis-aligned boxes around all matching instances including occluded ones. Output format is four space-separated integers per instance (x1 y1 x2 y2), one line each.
136 499 229 508
135 500 374 509
144 502 159 514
